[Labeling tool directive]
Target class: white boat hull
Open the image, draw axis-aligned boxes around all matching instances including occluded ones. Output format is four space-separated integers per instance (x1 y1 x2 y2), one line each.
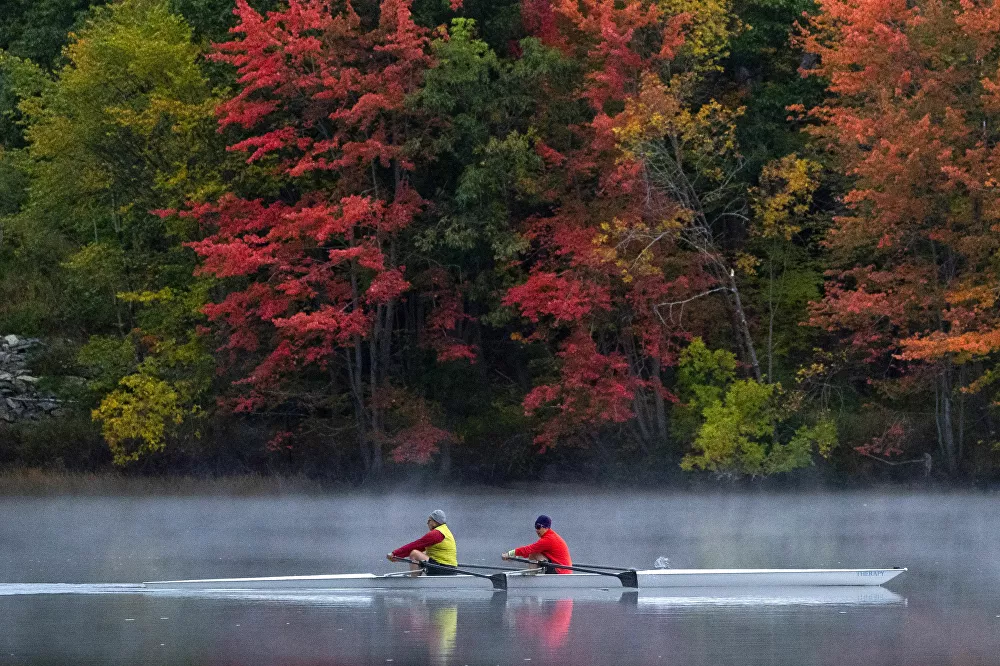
638 568 904 587
143 567 905 591
138 586 905 607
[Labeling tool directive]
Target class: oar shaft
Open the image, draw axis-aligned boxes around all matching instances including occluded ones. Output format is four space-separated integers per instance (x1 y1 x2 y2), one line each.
507 556 604 574
391 557 508 591
392 557 468 575
507 556 638 588
568 563 633 571
454 562 521 572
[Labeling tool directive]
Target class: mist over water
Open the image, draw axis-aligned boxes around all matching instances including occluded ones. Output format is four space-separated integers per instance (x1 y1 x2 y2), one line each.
0 490 996 665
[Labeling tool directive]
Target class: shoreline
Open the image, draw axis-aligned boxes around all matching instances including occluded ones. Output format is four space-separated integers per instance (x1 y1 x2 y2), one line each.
0 468 996 496
0 469 335 496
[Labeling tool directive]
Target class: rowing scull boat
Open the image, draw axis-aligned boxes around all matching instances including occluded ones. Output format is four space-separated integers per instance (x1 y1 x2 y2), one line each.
143 567 906 591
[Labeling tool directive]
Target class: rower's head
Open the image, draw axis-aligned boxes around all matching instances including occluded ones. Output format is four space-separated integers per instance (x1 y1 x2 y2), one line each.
428 509 447 528
534 514 551 536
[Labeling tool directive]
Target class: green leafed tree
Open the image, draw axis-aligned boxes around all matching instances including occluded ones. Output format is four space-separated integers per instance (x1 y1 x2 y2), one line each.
4 0 228 464
676 337 836 477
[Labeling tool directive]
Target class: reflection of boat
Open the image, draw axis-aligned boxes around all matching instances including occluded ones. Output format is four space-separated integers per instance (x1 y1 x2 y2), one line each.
0 584 146 596
134 586 905 609
138 588 614 605
142 567 906 591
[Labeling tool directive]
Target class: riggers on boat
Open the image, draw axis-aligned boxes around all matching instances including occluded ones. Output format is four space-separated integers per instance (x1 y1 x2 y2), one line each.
143 567 906 592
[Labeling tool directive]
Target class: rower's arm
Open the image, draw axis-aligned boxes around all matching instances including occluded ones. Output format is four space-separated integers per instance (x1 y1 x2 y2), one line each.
512 536 547 558
391 529 444 558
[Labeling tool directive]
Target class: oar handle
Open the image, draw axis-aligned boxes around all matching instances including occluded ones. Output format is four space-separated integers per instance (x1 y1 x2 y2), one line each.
391 557 508 591
507 556 638 588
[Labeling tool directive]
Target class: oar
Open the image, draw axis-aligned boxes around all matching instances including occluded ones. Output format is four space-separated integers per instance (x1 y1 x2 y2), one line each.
507 556 638 588
390 556 508 591
564 563 635 571
454 562 522 572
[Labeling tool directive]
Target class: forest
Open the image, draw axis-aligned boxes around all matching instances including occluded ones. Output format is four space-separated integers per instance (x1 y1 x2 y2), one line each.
1 0 999 483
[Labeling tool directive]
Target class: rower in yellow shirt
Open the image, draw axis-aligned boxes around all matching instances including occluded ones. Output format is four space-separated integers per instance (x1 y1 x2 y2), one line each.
387 510 458 575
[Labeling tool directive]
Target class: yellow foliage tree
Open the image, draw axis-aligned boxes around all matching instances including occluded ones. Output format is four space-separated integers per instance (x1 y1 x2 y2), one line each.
93 373 193 465
751 155 822 241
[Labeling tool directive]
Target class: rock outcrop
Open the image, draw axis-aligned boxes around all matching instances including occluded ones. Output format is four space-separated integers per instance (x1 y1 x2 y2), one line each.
0 335 62 423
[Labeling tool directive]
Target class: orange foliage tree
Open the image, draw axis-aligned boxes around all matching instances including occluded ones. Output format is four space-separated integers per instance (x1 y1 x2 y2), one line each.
798 0 1000 471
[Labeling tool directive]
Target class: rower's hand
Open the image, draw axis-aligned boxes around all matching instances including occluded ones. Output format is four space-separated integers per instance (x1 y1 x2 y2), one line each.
386 553 396 562
501 550 515 560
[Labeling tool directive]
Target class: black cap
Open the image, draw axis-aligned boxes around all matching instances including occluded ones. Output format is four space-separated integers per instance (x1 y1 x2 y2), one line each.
534 515 551 528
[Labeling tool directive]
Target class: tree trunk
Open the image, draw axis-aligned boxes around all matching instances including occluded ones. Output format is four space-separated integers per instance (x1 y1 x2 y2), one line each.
711 262 762 383
348 241 381 477
631 392 653 451
957 363 966 465
368 305 383 477
439 439 452 477
936 364 957 474
650 357 668 443
766 248 776 382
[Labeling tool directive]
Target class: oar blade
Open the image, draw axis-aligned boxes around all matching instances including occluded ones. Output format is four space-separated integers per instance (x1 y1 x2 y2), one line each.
617 570 638 588
489 573 508 591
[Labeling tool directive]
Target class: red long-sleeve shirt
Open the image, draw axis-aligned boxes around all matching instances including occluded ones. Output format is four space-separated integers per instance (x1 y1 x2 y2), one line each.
513 529 572 573
392 529 445 558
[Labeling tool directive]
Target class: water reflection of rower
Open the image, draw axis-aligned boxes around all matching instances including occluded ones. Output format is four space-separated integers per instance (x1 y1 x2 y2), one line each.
430 606 458 659
387 510 458 575
508 597 575 649
383 598 459 664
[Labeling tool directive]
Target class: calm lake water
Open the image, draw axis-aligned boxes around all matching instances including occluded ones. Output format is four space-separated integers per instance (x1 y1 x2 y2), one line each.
0 490 996 665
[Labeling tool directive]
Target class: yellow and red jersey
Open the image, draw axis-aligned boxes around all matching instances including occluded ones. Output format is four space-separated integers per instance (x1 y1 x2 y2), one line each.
392 524 457 566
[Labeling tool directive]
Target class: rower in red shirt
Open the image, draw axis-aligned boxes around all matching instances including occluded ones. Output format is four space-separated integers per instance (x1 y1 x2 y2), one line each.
501 515 572 574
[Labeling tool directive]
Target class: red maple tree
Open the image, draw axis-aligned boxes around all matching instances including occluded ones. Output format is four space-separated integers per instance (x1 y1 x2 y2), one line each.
502 0 704 448
184 0 454 472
